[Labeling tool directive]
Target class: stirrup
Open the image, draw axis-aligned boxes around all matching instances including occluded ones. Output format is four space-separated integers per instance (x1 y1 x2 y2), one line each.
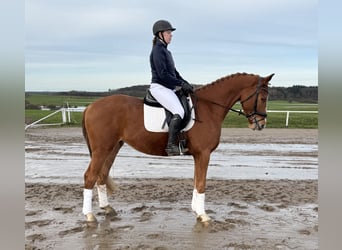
179 139 189 154
165 144 180 156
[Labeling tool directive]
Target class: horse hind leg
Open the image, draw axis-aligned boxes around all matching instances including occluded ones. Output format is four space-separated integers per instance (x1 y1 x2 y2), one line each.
96 184 117 217
83 152 109 222
96 141 123 217
82 142 122 222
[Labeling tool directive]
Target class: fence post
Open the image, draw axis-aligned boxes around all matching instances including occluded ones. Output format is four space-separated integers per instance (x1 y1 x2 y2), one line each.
67 108 71 123
62 108 66 123
285 111 290 127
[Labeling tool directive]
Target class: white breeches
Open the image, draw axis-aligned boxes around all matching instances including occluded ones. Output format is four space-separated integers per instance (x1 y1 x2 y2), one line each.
149 83 184 119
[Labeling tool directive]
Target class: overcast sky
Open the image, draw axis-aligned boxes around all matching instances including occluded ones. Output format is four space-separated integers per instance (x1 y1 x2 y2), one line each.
25 0 318 91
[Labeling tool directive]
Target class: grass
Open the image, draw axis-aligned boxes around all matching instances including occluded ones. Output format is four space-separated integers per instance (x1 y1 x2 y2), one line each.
223 101 318 128
25 93 102 107
25 95 318 129
223 111 318 128
25 109 83 125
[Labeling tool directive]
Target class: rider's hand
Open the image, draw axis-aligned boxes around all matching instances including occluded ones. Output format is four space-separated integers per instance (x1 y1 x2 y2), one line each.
181 81 194 94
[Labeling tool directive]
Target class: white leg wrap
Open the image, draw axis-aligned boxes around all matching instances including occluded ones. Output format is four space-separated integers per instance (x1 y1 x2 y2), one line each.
82 189 93 215
191 189 206 216
97 184 109 208
191 189 197 212
195 192 206 216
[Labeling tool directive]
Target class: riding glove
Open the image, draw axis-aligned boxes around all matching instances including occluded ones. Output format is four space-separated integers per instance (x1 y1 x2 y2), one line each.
181 81 194 94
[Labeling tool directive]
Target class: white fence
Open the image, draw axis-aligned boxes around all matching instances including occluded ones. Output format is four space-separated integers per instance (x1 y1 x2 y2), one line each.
25 108 318 130
25 107 86 130
267 110 318 127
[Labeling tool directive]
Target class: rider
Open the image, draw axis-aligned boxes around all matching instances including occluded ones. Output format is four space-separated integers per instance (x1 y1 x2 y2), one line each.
149 19 194 156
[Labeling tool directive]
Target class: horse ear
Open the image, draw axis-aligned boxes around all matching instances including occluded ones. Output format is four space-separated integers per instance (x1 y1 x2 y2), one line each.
265 73 275 83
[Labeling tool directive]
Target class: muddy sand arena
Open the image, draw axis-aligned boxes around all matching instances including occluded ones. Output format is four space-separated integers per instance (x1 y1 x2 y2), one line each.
25 128 318 250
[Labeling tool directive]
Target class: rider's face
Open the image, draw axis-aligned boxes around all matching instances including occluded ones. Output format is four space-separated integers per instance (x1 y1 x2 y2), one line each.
161 30 173 44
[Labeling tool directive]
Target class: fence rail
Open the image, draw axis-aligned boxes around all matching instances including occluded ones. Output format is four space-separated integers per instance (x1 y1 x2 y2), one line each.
25 108 318 130
267 110 318 127
25 107 86 130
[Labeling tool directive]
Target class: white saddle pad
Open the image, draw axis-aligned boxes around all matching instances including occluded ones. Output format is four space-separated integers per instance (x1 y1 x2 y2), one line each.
143 97 195 132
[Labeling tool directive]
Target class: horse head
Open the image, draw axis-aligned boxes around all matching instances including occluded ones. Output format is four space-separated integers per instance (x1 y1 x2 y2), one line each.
240 73 274 131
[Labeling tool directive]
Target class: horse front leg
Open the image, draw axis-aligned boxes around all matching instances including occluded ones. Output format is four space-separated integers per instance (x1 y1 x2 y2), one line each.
192 151 211 223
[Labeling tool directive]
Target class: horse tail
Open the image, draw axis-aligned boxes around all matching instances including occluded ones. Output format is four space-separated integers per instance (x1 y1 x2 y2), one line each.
106 176 116 195
82 107 92 158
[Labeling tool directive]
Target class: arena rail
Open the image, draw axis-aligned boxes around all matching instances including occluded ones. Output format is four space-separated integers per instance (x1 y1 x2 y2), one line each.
25 108 318 130
25 107 86 130
267 110 318 127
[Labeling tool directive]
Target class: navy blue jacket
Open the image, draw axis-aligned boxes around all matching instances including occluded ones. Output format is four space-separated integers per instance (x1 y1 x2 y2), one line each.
150 39 186 90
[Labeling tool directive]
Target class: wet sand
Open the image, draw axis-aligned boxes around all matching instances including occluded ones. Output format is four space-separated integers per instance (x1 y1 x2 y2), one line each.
25 128 318 249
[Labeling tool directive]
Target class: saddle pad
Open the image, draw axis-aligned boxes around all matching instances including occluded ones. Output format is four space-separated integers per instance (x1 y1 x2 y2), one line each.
143 97 195 132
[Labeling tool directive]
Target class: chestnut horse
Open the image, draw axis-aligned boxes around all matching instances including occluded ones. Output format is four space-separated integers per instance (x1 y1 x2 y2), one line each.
82 72 274 223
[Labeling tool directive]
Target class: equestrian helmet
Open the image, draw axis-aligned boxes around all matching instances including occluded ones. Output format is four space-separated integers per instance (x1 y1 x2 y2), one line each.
152 20 176 35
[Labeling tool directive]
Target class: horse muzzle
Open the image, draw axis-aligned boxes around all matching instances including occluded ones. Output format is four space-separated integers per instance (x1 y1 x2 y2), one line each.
248 115 266 131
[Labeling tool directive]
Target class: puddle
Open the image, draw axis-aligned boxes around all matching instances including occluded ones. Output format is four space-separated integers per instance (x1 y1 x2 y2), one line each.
25 141 318 183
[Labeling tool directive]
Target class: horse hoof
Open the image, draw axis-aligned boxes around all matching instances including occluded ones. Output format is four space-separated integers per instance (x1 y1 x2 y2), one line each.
85 213 97 222
101 205 118 216
197 214 211 224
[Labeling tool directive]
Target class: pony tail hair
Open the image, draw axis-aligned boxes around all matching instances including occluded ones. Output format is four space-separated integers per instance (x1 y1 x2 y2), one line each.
152 36 158 46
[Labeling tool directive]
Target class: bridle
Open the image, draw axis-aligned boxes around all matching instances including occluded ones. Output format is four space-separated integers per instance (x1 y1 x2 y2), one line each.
235 77 268 129
233 77 268 117
193 77 269 128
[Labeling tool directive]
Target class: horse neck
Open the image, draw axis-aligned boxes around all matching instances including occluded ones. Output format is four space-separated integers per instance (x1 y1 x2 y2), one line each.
196 74 255 119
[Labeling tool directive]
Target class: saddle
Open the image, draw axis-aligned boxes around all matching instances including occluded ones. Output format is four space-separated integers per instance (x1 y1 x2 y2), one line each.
143 89 195 133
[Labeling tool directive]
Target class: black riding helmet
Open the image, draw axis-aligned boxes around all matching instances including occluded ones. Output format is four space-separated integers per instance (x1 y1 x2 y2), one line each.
152 20 176 36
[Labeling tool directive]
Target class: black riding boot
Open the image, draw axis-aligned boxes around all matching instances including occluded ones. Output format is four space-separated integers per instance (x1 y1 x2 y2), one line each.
165 114 182 156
